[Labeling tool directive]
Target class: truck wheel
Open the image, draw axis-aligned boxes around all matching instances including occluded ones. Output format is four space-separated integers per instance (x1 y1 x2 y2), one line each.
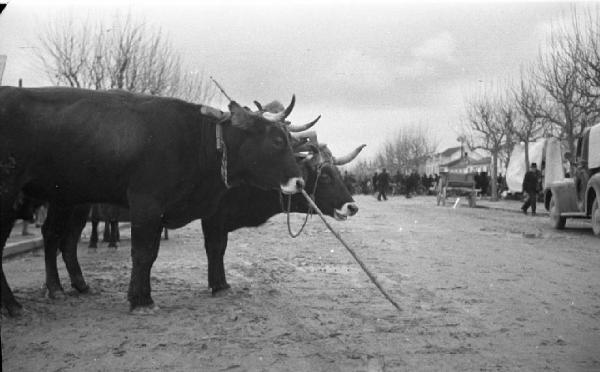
550 198 566 229
592 198 600 236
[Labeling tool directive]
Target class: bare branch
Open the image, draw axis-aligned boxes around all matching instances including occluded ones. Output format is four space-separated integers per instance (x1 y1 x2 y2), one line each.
34 12 217 105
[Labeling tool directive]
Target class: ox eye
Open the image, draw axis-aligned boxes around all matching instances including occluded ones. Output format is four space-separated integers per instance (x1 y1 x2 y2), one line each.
319 173 332 184
273 136 285 149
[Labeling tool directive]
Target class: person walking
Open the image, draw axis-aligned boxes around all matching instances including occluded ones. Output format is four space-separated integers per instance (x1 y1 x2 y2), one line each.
521 163 541 215
371 171 379 195
377 168 391 201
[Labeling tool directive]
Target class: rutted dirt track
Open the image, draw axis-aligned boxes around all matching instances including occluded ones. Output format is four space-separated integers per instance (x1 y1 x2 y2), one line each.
2 195 599 371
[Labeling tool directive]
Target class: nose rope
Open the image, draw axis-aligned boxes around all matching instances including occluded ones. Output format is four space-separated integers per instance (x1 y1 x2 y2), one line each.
286 163 323 238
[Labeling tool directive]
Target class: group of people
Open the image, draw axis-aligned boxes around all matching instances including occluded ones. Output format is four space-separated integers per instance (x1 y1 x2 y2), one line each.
372 168 392 201
345 164 542 214
370 169 437 201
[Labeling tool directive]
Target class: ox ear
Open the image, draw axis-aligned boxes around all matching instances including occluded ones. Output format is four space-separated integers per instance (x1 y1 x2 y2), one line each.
228 101 255 130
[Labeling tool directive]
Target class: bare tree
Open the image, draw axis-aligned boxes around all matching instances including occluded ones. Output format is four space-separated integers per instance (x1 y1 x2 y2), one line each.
534 7 598 165
511 67 550 171
498 95 518 174
374 124 438 174
462 90 511 201
570 7 600 124
34 12 217 104
36 16 93 88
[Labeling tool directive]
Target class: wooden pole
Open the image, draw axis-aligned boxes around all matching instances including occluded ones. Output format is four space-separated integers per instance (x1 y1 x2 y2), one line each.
300 189 403 312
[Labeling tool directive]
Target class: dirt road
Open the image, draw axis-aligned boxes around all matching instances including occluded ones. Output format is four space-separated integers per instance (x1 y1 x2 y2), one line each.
2 195 599 371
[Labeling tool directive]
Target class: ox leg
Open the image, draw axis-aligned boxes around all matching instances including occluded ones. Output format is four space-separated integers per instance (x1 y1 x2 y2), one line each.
201 218 230 295
42 202 75 299
1 208 22 316
163 227 169 240
108 220 119 248
102 221 110 243
115 220 120 242
89 218 99 249
60 204 90 293
127 199 162 312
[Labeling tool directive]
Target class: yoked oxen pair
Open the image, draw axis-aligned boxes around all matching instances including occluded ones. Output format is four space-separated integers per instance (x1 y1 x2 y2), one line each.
41 101 364 300
0 86 304 316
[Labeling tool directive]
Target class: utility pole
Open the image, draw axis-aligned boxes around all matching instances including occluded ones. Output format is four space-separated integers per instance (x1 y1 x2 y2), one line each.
0 55 6 84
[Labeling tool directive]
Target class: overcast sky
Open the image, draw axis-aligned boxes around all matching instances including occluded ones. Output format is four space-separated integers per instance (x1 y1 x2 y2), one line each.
0 0 577 161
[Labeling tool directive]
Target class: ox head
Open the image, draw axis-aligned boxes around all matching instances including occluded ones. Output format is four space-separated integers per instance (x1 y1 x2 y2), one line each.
290 133 366 220
222 96 304 194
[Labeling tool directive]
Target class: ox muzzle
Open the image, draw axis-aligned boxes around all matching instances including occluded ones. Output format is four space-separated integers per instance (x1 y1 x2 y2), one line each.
280 177 305 195
333 202 359 221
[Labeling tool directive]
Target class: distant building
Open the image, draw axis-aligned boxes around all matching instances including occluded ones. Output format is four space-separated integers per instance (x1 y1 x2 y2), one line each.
425 145 488 175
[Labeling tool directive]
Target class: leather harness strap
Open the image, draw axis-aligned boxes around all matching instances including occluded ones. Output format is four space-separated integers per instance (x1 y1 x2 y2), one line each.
200 105 232 189
215 122 231 189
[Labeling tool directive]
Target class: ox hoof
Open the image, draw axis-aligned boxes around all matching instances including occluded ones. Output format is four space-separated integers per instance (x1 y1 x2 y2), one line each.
70 277 90 293
45 289 67 300
43 282 66 300
130 304 160 315
70 283 90 294
2 302 24 317
211 285 232 297
78 285 91 294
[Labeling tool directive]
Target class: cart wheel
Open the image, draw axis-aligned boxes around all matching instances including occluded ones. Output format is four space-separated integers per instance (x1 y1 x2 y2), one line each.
468 195 476 208
549 197 566 229
591 197 600 237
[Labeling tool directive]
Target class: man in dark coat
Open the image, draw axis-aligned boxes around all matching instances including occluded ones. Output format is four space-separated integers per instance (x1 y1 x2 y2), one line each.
372 171 379 195
521 163 541 215
377 168 391 201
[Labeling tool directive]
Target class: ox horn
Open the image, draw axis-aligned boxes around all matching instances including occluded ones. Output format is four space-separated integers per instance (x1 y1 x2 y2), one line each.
253 101 263 111
262 95 296 122
333 144 367 165
288 114 321 133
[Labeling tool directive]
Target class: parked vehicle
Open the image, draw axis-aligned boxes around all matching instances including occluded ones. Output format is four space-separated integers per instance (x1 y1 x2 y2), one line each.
436 172 478 208
506 137 567 200
546 123 600 236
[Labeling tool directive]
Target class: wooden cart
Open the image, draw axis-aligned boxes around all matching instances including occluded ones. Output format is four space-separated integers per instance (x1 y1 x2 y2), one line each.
436 172 478 208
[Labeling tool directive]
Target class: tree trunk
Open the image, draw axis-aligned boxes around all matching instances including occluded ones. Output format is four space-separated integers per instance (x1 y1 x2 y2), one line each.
491 152 499 201
524 141 530 173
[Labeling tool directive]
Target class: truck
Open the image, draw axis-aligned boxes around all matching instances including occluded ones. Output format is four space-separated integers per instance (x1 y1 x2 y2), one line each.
546 123 600 236
505 137 567 199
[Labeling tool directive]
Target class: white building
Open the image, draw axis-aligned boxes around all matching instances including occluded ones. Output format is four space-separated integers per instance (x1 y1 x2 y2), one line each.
425 145 488 175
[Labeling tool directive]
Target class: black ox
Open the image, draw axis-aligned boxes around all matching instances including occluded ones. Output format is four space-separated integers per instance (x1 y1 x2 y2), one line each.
203 135 365 295
39 134 364 300
0 86 304 315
